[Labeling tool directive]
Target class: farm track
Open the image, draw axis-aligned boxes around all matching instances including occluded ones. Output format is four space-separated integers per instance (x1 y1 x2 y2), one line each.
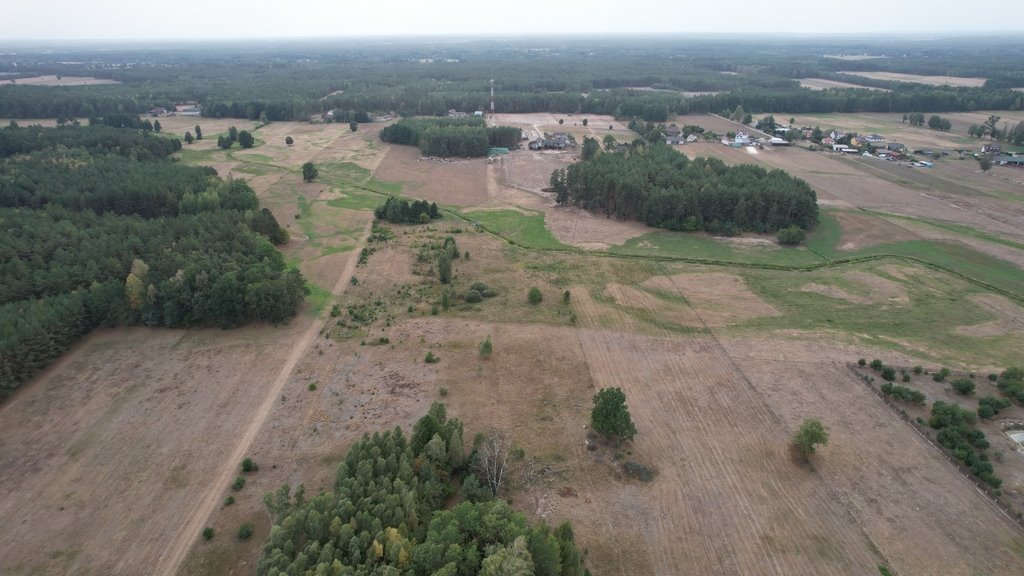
571 286 881 575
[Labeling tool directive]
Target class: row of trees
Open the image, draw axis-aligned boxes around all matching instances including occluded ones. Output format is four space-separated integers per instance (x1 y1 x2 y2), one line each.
551 143 818 234
0 124 303 398
374 197 441 224
257 402 589 575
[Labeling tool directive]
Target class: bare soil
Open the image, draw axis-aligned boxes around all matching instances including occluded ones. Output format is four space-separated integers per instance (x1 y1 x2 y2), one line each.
5 75 119 86
799 78 889 91
839 72 987 87
373 144 488 206
641 272 780 326
832 210 920 250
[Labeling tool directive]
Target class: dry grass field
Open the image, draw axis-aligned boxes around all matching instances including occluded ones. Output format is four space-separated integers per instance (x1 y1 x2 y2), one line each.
799 78 889 91
5 75 119 86
372 144 488 206
839 71 987 87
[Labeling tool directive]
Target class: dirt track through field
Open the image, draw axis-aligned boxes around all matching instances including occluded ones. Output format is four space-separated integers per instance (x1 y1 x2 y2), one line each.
155 216 372 576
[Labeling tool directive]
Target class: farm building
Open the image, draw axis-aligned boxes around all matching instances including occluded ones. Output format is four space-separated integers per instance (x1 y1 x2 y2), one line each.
667 136 685 145
887 143 906 152
982 143 1002 154
769 137 790 146
664 124 682 138
994 155 1024 166
864 134 885 142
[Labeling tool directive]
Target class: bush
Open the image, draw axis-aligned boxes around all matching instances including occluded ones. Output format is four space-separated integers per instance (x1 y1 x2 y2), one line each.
330 304 341 317
232 476 246 491
776 225 806 245
224 496 235 506
238 523 254 540
951 378 975 395
308 382 317 391
479 336 493 358
913 365 923 374
470 282 489 292
425 352 439 364
978 396 1012 419
901 374 910 383
528 287 543 305
203 527 214 540
933 367 950 382
622 460 655 482
241 458 259 473
988 373 998 382
869 359 883 371
563 290 571 304
880 367 896 381
879 382 926 405
465 290 483 303
481 288 498 298
857 358 866 367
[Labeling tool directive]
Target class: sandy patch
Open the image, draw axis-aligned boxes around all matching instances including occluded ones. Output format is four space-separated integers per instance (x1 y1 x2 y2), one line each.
6 75 119 86
839 72 986 87
641 273 779 326
799 78 889 91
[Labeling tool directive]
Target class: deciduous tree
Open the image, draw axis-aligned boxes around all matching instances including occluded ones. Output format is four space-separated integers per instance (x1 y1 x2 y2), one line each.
591 387 636 444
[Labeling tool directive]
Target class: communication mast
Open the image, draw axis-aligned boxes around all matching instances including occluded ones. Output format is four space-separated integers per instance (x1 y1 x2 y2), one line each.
490 79 495 116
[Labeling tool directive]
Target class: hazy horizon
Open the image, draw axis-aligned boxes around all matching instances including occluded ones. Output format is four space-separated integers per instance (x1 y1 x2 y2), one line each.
3 0 1022 42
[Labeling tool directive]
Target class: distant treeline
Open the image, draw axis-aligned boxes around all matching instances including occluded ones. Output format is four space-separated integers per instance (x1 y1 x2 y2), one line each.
0 125 304 398
380 117 520 157
551 143 818 234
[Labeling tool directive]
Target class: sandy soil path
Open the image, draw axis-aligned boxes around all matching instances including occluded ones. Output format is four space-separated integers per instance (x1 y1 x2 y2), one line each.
155 216 372 576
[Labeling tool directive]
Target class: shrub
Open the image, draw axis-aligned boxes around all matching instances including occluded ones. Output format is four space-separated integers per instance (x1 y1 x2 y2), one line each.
241 458 259 473
424 352 439 364
932 367 950 382
232 476 246 491
879 382 926 405
776 225 806 245
869 359 883 371
622 460 655 482
857 358 866 367
563 290 571 304
528 287 543 305
951 378 975 395
439 387 448 396
308 382 317 391
481 288 498 298
479 336 493 358
330 304 341 317
238 523 254 540
465 290 483 303
379 336 390 344
988 373 998 382
202 527 214 540
978 396 1011 419
880 367 896 381
913 365 923 374
901 374 910 383
224 496 235 506
470 282 489 292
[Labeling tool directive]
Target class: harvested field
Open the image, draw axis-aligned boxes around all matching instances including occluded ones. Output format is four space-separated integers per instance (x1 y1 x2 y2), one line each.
839 71 986 87
832 210 919 250
5 75 119 86
601 283 702 327
641 272 779 326
0 323 304 576
373 144 487 206
799 78 889 91
800 271 908 305
956 294 1024 336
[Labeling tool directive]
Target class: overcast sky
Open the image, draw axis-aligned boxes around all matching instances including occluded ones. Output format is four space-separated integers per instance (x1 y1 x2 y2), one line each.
2 0 1020 40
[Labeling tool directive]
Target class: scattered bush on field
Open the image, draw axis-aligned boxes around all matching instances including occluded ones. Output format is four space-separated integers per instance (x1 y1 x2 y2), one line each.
424 352 439 364
913 365 923 375
929 401 1000 487
563 290 571 304
857 358 866 367
481 288 498 298
776 225 806 245
997 367 1024 403
465 290 483 303
470 282 489 293
242 458 259 473
951 378 975 395
932 367 950 382
232 476 246 491
202 527 214 540
622 460 655 482
879 382 926 405
881 366 896 381
901 374 911 383
977 396 1011 419
479 336 492 359
869 359 883 371
238 523 254 540
792 418 829 460
224 496 235 506
528 287 543 305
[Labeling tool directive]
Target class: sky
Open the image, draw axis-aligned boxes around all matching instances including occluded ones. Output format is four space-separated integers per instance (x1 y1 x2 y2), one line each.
2 0 1021 40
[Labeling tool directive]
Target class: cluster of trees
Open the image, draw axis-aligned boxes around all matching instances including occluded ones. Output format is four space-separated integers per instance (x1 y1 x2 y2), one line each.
929 401 1000 488
904 112 952 131
550 144 818 234
879 382 926 405
374 197 441 224
0 124 302 398
257 402 589 575
997 367 1024 403
968 115 1024 145
380 117 521 158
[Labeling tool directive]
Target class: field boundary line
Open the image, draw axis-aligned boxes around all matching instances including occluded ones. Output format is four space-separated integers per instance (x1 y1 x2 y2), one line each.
842 363 1024 533
155 215 374 576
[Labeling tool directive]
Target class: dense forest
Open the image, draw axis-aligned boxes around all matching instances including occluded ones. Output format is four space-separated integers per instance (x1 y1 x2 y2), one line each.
551 142 818 234
3 37 1023 122
258 402 589 575
379 117 521 157
0 124 304 398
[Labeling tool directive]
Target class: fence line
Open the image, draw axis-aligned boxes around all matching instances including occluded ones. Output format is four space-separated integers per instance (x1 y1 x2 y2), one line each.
843 363 1024 530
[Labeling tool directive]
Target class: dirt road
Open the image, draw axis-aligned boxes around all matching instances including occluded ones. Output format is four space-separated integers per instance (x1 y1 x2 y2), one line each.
154 216 372 576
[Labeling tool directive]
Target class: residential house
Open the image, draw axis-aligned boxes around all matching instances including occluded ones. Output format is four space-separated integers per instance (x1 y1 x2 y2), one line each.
982 143 1002 154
